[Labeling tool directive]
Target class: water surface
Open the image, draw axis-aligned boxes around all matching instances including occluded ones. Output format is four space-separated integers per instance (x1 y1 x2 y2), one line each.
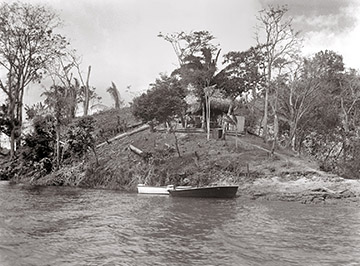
1 181 360 266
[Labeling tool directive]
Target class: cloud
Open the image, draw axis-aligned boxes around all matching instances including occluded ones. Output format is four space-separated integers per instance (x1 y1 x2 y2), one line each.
299 3 360 70
259 0 359 33
257 0 360 70
4 0 360 108
50 0 261 105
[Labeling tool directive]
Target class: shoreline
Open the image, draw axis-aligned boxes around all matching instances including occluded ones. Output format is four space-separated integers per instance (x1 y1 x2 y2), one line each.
237 174 360 204
3 129 360 204
7 172 360 204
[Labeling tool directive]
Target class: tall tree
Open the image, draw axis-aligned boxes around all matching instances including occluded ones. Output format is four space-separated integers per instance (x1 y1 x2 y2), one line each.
42 85 72 169
0 2 68 158
132 74 186 128
47 50 99 117
178 47 221 132
277 59 321 149
278 50 344 153
216 45 266 102
66 52 93 116
159 31 221 131
339 69 360 137
158 30 218 66
46 50 80 119
175 47 221 97
255 5 301 144
132 74 187 156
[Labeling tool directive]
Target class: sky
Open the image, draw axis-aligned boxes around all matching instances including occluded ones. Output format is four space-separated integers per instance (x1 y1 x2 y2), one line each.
2 0 360 108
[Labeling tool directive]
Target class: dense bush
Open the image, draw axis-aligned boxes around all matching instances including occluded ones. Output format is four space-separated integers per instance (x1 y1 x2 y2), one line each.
132 75 187 129
65 116 98 164
336 138 360 179
21 115 56 175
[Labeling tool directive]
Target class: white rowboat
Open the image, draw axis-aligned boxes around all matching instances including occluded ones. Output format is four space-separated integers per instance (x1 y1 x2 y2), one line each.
137 184 173 195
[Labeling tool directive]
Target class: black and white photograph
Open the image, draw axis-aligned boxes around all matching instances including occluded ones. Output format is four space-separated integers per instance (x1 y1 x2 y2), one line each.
1 0 360 265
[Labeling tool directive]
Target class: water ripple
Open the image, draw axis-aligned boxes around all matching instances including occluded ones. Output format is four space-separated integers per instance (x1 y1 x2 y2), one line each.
1 182 360 265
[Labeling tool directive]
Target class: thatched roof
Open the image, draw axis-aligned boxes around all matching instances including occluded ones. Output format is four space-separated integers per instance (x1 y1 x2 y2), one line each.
186 89 232 115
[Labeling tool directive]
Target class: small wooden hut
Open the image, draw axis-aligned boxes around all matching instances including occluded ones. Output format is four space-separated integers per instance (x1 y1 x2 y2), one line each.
185 89 234 129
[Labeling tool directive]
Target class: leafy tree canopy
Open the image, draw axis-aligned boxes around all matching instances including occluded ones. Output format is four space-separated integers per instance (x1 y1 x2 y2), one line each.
216 45 266 100
65 116 97 162
158 30 219 66
0 2 68 158
132 74 187 125
21 115 56 163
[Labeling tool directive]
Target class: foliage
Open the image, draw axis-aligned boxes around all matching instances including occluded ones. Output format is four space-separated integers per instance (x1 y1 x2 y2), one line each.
255 5 302 141
42 85 74 123
0 2 68 158
160 30 222 106
0 2 67 83
294 51 344 146
276 57 323 149
173 47 221 99
65 116 98 164
132 74 187 127
339 138 360 179
0 103 19 137
217 45 266 100
25 103 48 120
47 51 100 118
42 84 76 168
158 30 219 66
21 115 56 174
270 49 360 178
338 69 360 134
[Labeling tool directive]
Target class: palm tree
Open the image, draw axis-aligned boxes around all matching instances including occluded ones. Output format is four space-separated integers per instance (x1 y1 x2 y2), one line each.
175 47 221 137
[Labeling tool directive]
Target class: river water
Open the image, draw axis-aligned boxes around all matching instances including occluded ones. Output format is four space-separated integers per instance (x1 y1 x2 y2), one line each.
1 181 360 266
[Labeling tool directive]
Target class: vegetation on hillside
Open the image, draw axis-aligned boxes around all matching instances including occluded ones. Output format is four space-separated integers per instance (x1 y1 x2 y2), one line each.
1 2 360 189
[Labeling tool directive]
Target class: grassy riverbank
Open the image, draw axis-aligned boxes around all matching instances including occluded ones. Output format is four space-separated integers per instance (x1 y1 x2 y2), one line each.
3 108 359 204
24 123 360 204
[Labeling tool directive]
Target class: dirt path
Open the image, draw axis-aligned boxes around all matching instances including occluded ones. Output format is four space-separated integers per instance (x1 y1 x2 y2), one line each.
235 136 328 176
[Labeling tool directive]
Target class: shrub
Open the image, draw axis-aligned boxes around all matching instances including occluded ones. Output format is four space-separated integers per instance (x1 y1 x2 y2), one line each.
65 116 98 164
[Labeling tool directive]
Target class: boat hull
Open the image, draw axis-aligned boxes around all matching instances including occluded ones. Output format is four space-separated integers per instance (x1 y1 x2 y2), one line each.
168 186 238 198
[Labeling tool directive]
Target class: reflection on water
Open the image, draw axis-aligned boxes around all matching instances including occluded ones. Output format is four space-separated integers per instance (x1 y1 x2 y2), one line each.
0 181 360 266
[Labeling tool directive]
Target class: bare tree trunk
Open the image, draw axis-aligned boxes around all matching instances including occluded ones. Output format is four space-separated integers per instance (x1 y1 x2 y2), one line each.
201 102 206 130
205 95 211 141
271 86 279 155
287 121 297 149
15 96 23 151
9 93 16 159
173 132 181 157
271 113 278 156
83 65 91 116
262 77 270 142
10 124 15 159
8 66 16 159
56 122 61 170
